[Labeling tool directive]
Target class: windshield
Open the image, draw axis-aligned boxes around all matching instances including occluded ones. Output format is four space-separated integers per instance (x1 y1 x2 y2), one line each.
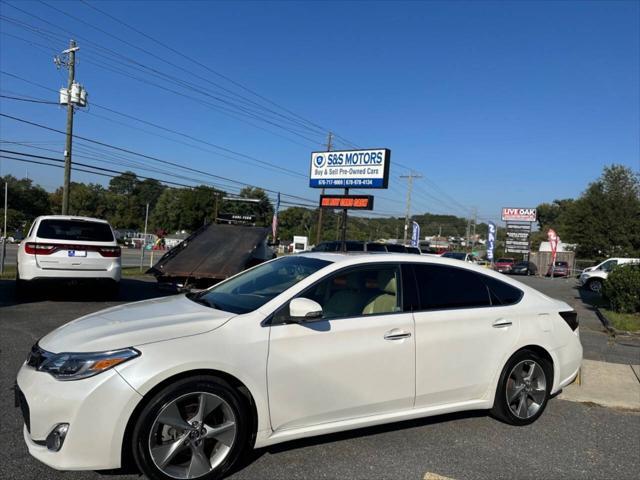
189 256 331 314
37 219 114 242
443 252 466 260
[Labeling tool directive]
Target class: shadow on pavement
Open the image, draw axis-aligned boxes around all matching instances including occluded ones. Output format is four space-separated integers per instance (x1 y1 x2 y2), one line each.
0 276 169 308
228 409 489 476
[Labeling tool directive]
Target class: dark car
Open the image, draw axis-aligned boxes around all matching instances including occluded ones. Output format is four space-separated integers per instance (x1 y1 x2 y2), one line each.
312 241 421 254
510 261 538 275
547 261 570 277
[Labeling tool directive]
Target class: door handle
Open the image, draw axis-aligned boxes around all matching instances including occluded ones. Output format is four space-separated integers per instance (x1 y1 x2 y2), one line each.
492 318 513 328
384 329 412 340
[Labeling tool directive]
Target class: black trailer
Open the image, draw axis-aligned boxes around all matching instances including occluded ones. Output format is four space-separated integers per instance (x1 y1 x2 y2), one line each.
148 223 275 289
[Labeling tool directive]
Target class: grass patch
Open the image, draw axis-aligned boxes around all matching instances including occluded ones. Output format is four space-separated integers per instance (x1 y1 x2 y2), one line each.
601 308 640 332
0 265 16 279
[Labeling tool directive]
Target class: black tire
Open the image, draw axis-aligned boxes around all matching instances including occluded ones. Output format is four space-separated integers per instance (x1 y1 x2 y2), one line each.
587 278 603 294
491 349 552 426
132 375 250 480
104 281 120 300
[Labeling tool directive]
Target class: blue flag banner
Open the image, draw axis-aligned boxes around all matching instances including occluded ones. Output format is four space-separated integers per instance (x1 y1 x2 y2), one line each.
411 221 420 247
487 221 496 261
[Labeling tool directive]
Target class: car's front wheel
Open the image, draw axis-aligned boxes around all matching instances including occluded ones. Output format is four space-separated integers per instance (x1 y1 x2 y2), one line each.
491 350 552 426
132 375 249 480
587 278 603 293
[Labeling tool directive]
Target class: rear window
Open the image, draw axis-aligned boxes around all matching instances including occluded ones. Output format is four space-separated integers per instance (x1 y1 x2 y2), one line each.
414 264 491 309
37 219 114 242
385 244 407 253
555 261 568 267
480 275 523 305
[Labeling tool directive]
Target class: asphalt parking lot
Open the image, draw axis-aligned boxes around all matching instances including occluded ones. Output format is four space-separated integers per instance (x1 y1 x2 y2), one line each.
1 274 638 480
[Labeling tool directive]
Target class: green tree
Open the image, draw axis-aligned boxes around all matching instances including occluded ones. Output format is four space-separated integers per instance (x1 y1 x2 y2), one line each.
221 187 273 226
1 175 51 233
564 165 640 258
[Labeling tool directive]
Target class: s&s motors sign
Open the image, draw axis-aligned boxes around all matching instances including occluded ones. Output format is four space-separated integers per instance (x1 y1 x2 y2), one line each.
310 148 390 188
501 207 537 222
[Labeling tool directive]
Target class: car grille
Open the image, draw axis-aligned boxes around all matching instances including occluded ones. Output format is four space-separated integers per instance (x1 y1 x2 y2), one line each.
14 385 31 433
26 343 53 370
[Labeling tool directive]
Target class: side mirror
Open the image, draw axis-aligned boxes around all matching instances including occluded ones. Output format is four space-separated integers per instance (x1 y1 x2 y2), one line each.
289 298 323 322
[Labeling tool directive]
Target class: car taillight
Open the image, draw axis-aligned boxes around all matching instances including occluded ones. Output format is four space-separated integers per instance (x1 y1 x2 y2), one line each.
98 246 121 257
24 243 57 255
559 311 579 331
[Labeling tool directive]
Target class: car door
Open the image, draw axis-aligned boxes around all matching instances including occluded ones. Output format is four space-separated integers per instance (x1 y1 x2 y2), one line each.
267 263 415 432
410 263 522 407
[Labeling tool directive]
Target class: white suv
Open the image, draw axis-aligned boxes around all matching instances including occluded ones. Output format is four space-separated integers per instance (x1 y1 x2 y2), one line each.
17 215 121 292
579 257 640 293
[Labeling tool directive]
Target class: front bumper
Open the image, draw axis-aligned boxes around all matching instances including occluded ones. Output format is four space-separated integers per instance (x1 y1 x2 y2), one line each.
16 362 141 470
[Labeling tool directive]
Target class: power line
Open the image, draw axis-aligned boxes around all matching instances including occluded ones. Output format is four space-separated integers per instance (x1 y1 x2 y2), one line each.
0 94 57 104
0 113 317 205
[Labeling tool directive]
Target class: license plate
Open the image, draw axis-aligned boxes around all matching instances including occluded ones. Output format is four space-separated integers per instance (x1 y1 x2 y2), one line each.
68 250 87 257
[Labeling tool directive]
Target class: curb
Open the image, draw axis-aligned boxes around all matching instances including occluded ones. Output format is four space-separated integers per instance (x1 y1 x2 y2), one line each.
595 307 640 338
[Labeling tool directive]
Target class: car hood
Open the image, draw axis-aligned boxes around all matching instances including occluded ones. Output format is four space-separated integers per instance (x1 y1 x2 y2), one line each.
39 294 235 353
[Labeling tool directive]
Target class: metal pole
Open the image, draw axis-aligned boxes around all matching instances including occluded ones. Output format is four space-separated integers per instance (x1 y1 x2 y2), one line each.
0 182 7 274
61 40 76 215
139 202 149 272
340 188 349 251
315 132 333 245
400 171 422 244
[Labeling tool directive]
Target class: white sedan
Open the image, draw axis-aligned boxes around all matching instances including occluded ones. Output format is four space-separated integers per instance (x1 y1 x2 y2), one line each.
16 253 582 479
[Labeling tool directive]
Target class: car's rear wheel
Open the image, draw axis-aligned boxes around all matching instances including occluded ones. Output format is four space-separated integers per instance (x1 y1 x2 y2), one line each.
587 278 603 293
132 376 249 480
491 350 552 426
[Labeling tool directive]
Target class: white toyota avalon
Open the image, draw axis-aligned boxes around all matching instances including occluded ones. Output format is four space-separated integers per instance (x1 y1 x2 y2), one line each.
16 253 582 480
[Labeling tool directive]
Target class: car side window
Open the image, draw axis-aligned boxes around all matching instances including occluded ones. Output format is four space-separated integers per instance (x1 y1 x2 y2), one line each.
414 264 491 310
601 260 617 272
298 265 402 320
479 275 523 305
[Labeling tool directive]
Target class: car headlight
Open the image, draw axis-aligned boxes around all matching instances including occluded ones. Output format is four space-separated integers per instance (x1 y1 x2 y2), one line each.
37 348 140 381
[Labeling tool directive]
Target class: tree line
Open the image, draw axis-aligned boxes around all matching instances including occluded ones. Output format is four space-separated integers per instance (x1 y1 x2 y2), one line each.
1 164 638 261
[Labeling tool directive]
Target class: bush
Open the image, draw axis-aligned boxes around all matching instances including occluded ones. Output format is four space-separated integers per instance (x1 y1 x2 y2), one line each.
603 264 640 314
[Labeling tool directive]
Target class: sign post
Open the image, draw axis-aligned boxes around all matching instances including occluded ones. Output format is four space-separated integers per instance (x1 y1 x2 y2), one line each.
502 208 537 268
310 148 390 251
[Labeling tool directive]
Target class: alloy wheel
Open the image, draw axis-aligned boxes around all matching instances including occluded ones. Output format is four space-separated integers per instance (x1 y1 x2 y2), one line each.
148 392 237 479
505 360 547 419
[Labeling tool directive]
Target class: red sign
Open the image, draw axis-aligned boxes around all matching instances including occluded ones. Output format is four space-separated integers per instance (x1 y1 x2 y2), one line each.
320 195 374 210
501 207 537 222
548 228 559 263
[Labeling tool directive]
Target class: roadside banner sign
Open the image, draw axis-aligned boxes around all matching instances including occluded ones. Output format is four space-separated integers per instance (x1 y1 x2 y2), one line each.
411 221 420 247
487 221 496 261
501 207 537 222
505 222 531 253
548 228 559 270
272 192 280 240
319 194 374 210
309 148 391 188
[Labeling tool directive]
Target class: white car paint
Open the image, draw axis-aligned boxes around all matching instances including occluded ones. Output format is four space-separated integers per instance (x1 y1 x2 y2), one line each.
16 253 582 472
17 215 121 283
579 257 640 287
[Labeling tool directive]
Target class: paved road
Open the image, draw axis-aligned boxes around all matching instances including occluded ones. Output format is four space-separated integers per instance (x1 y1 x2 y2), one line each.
1 274 639 480
1 243 159 269
515 275 640 365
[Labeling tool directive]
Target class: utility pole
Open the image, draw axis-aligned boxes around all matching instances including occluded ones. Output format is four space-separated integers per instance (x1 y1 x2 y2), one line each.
139 203 149 272
60 40 78 215
315 132 333 245
400 171 422 244
471 207 477 252
1 181 7 274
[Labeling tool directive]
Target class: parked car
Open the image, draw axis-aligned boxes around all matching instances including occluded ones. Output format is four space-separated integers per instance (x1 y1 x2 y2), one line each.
16 253 582 479
546 261 570 277
511 261 538 276
579 257 640 293
312 241 420 254
16 216 121 294
441 251 474 262
494 258 516 273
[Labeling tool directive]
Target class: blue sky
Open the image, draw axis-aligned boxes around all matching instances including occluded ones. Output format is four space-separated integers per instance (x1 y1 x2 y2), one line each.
1 0 638 226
